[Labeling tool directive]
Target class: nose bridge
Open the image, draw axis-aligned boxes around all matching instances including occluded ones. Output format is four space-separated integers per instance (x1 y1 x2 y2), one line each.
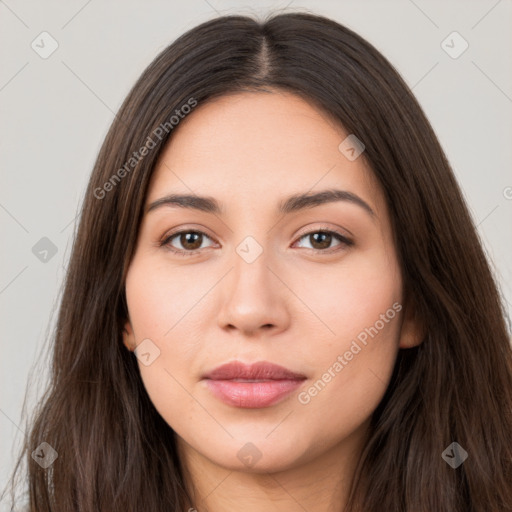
217 235 289 335
232 239 272 294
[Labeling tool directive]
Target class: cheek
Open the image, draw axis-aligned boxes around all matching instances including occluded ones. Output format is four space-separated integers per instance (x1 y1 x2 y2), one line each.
125 259 217 419
125 259 208 346
123 264 182 367
293 253 402 409
297 250 401 345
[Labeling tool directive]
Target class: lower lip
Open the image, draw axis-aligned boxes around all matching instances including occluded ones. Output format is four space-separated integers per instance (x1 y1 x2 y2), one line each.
204 379 304 408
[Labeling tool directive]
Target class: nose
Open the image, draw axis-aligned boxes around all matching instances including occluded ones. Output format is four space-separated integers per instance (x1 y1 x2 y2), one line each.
216 248 291 338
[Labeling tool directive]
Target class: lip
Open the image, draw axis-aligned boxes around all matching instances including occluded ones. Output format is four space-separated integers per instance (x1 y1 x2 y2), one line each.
202 361 306 408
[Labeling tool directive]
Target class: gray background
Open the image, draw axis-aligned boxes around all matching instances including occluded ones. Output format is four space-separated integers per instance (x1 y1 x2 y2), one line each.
1 0 511 503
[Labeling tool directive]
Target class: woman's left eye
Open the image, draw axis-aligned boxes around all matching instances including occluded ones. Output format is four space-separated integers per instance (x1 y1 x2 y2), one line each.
293 230 353 252
160 228 353 256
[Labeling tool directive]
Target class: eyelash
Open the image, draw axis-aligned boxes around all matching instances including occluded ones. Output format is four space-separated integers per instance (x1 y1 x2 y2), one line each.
159 227 354 257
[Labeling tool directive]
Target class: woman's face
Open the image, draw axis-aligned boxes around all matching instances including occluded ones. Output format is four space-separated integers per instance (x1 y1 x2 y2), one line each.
123 90 421 473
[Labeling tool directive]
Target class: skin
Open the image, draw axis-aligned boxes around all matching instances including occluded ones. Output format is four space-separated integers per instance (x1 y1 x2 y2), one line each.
122 90 422 512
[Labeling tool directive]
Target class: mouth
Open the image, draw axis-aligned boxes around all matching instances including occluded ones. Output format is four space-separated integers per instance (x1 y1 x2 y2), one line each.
202 361 307 408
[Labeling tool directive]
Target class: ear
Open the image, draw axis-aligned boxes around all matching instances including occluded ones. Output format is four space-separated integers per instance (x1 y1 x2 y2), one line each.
122 318 136 352
398 299 425 349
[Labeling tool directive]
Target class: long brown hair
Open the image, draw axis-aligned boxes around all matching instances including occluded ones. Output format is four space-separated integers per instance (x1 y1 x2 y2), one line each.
5 11 512 511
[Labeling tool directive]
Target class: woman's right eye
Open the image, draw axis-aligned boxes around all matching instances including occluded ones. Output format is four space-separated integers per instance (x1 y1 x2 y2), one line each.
160 230 216 256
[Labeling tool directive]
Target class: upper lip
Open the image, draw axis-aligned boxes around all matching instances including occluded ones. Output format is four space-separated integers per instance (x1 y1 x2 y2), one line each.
202 361 306 381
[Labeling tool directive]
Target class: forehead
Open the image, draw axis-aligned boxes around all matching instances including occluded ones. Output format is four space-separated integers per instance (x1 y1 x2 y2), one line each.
147 91 382 215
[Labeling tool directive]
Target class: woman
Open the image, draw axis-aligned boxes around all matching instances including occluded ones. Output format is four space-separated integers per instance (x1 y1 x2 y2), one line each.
6 11 512 512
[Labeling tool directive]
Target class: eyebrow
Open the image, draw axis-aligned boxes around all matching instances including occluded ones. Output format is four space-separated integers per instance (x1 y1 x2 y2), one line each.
145 189 375 218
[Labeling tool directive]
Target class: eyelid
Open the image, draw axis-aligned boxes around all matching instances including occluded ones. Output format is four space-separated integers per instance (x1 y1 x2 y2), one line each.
294 224 353 242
